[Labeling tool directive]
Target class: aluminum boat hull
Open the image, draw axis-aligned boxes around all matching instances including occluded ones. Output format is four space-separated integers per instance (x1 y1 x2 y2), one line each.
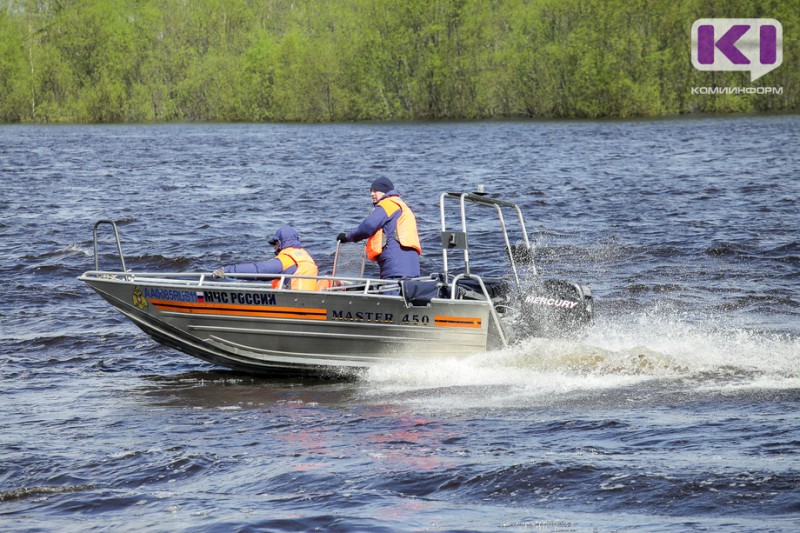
81 274 497 375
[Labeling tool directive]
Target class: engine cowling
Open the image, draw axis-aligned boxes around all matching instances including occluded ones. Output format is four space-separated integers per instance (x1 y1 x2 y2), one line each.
514 279 593 339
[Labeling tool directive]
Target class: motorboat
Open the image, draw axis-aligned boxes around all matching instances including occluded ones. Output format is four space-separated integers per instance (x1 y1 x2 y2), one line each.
79 190 593 376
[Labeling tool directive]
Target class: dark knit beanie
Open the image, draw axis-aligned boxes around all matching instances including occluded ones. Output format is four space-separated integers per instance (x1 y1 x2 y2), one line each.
370 177 394 193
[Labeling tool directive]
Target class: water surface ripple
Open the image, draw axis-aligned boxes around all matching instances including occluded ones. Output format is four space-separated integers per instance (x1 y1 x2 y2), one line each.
1 117 798 531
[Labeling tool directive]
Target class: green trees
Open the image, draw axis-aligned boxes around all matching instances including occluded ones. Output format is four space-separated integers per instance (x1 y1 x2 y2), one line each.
0 0 796 122
0 7 30 122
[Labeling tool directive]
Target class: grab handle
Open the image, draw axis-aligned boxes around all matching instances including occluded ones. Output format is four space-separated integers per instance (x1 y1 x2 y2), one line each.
93 220 128 274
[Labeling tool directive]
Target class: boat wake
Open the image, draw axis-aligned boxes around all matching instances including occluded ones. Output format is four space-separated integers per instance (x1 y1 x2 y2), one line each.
360 311 800 409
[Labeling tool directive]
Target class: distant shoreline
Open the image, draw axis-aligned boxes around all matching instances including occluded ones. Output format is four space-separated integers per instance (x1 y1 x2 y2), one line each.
2 111 798 127
2 1 796 123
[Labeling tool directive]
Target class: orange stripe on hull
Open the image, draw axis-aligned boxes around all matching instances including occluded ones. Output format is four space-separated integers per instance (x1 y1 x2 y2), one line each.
434 315 482 328
150 299 327 320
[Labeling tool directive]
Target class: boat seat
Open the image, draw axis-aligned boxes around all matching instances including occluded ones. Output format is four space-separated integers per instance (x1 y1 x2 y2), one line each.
422 274 509 303
401 279 442 307
453 277 510 302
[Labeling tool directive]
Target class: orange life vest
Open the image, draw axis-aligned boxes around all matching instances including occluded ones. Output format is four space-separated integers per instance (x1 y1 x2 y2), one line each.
366 196 422 261
270 247 319 291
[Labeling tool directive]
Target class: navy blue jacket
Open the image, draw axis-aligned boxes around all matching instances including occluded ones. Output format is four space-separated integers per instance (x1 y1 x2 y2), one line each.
344 191 421 279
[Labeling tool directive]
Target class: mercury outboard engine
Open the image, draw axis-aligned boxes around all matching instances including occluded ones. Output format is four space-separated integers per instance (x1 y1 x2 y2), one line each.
516 279 593 338
507 242 593 338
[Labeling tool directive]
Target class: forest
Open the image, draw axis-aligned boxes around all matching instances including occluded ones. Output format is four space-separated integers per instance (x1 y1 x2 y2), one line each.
0 0 797 123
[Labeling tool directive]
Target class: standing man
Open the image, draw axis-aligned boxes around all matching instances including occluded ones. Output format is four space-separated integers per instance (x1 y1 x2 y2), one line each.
213 226 318 291
337 177 421 280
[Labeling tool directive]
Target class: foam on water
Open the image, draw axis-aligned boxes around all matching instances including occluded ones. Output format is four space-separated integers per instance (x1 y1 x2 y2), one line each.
587 312 800 382
362 310 800 409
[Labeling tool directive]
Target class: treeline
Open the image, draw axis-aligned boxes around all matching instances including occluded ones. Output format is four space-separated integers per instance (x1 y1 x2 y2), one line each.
0 0 797 123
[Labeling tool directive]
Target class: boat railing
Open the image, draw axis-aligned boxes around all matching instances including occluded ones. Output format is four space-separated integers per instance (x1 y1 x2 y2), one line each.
79 270 409 296
85 221 392 294
438 188 533 349
92 220 129 278
439 189 536 289
450 272 508 347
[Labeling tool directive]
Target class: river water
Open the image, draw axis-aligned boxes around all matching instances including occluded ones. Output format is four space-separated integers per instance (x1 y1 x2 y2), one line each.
1 117 798 531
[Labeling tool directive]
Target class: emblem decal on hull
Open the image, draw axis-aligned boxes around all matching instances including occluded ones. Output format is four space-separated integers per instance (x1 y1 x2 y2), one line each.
132 287 147 310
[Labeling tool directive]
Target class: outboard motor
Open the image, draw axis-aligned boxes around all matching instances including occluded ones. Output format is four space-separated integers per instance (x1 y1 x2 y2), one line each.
514 279 593 339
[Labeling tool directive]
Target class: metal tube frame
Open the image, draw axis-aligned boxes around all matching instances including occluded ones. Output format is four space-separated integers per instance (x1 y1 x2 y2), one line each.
93 220 128 278
439 192 536 289
437 190 539 349
80 270 405 296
